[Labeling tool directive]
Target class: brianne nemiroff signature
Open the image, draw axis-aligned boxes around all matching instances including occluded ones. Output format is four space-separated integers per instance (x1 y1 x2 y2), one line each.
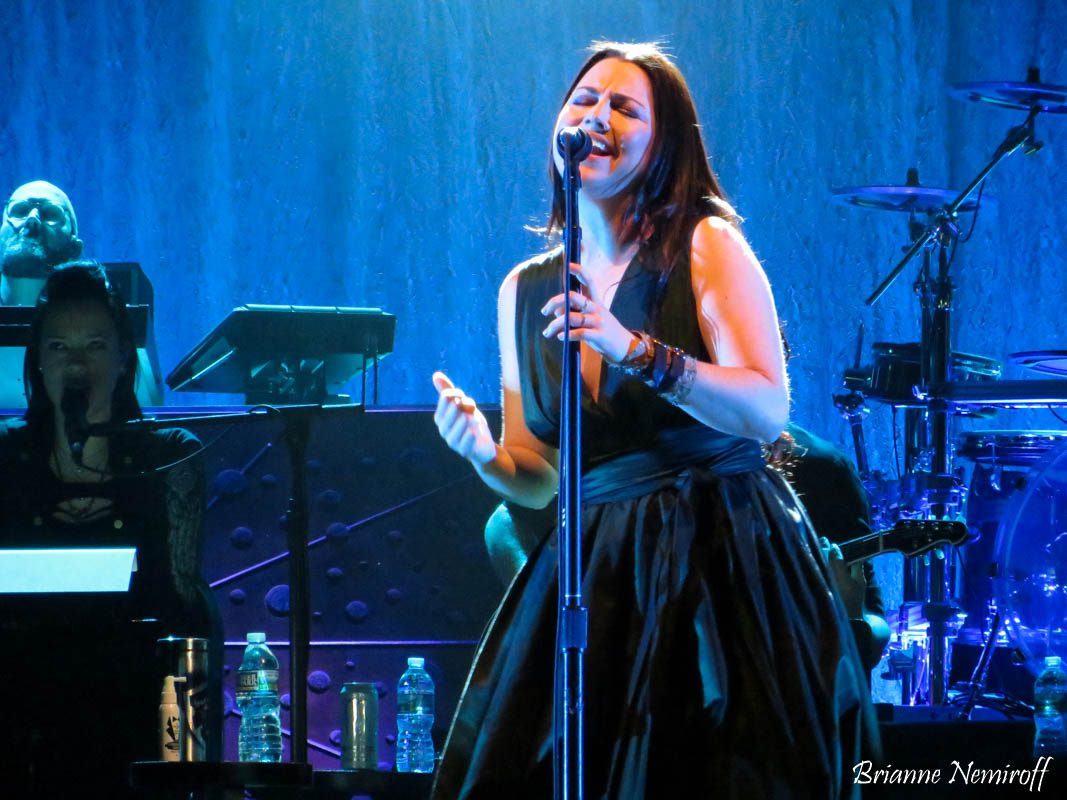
853 757 1053 791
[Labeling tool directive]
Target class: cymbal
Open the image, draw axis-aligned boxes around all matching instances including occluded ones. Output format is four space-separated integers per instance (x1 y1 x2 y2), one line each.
830 185 980 213
1011 350 1067 377
948 80 1067 113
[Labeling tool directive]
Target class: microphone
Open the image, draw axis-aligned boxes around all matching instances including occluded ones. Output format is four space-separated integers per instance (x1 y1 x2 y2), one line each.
60 384 91 466
556 127 594 162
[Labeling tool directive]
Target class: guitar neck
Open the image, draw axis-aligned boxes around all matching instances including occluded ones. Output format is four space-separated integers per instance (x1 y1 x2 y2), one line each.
837 519 968 565
840 531 892 565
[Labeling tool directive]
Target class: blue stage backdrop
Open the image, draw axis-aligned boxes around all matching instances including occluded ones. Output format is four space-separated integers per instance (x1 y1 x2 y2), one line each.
2 0 1066 710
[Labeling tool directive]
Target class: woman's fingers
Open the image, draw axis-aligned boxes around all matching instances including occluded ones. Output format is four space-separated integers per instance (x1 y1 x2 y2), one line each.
436 389 478 429
442 404 492 462
542 310 600 339
432 372 458 425
431 372 494 462
431 370 454 393
541 291 600 339
433 370 476 428
539 288 632 362
438 397 477 457
541 290 593 317
443 410 472 451
434 387 461 425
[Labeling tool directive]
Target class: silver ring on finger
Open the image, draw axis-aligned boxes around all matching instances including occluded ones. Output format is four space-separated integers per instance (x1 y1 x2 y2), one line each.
578 313 586 328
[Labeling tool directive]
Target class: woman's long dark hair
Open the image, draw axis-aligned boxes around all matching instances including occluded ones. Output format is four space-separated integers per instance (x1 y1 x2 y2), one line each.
23 262 142 446
547 41 738 275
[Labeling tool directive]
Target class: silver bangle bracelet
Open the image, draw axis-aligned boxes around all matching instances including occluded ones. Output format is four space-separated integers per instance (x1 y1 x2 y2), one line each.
661 354 698 405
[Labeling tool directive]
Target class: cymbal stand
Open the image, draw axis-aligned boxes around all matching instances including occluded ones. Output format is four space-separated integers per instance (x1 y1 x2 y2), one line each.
920 225 959 706
837 326 900 531
865 107 1044 704
958 611 1002 719
834 325 873 484
834 389 872 481
865 104 1042 308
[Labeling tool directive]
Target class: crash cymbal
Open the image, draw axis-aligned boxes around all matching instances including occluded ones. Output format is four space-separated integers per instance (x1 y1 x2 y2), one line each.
830 185 981 213
948 69 1067 113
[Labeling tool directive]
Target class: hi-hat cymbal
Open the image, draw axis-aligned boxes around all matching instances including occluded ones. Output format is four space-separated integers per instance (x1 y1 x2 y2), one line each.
948 80 1067 113
830 185 981 213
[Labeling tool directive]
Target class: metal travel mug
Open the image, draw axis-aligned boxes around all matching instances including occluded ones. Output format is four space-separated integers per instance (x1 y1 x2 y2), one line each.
341 682 379 769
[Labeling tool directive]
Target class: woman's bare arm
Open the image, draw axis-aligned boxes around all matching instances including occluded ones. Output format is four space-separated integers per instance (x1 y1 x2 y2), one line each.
433 266 559 508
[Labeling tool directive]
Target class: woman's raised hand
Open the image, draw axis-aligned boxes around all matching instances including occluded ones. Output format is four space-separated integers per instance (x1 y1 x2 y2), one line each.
540 265 634 364
432 372 498 466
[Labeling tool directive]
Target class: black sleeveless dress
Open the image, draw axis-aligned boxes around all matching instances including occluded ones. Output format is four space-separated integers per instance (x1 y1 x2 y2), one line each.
433 244 875 799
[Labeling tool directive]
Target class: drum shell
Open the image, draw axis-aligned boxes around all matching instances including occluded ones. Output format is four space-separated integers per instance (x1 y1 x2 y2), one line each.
958 431 1067 632
992 439 1067 675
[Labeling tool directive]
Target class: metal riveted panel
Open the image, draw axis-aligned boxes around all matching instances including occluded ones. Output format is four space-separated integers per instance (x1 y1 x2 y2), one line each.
192 406 506 767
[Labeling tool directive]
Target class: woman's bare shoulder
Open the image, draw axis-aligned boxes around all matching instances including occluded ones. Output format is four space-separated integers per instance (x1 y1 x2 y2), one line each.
689 215 764 286
500 247 564 301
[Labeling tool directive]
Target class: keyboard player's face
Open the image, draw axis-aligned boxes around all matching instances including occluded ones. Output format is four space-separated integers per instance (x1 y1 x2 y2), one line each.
39 298 126 424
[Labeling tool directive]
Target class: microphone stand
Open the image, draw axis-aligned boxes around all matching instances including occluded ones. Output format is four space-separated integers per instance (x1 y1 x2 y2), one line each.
555 129 591 800
92 402 365 766
865 105 1041 308
863 106 1044 704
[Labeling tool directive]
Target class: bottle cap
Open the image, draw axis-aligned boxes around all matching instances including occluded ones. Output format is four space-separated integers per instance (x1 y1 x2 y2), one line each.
407 657 425 668
247 632 266 644
161 675 185 703
1046 656 1063 668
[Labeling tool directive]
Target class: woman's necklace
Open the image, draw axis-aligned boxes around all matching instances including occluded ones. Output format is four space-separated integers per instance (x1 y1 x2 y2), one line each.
50 442 113 523
50 442 98 479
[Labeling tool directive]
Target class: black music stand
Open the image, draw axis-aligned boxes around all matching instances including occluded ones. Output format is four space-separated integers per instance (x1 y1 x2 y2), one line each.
165 305 395 405
154 305 394 769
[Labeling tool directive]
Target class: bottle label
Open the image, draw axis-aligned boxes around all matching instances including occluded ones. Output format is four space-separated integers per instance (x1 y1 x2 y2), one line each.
161 711 181 761
237 668 279 693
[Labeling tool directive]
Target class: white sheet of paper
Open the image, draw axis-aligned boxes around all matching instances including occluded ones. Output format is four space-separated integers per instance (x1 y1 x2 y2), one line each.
0 548 138 593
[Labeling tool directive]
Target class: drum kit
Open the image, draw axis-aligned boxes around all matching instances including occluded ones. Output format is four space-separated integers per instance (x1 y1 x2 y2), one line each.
828 69 1067 711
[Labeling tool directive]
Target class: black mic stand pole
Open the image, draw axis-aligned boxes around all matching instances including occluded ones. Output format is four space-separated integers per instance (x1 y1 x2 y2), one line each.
555 130 590 800
865 104 1042 308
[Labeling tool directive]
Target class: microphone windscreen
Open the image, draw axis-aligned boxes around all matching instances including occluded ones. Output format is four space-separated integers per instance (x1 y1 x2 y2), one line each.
61 385 89 416
556 127 593 161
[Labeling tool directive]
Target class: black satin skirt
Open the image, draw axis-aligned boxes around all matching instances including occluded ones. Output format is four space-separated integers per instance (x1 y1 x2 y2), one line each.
432 464 877 799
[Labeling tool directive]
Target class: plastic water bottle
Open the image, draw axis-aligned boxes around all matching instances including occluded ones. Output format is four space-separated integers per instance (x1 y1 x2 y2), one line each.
396 657 435 773
237 633 283 762
1033 655 1067 758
